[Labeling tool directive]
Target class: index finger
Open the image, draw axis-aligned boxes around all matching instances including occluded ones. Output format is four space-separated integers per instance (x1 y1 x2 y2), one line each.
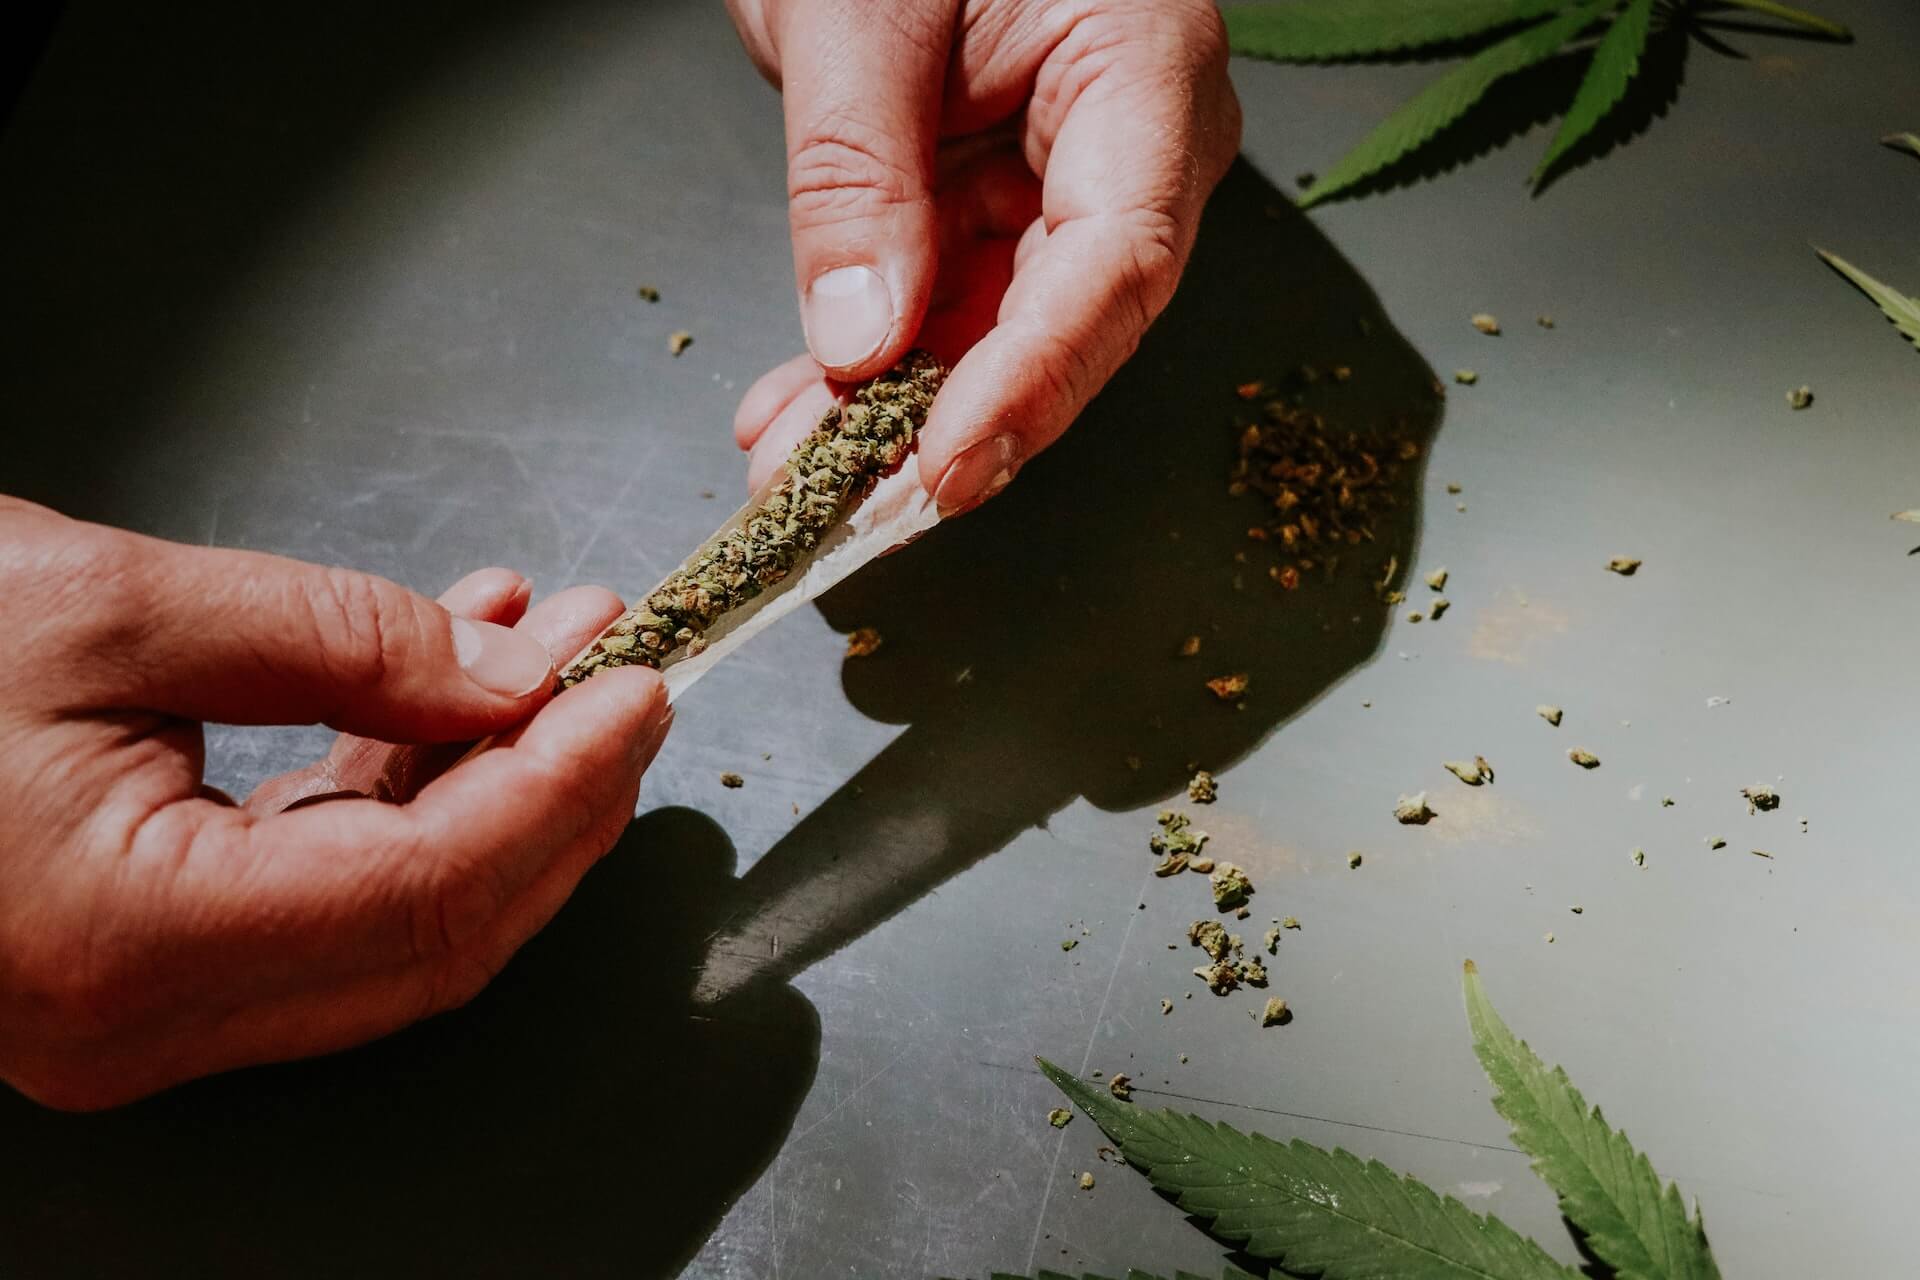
915 0 1241 513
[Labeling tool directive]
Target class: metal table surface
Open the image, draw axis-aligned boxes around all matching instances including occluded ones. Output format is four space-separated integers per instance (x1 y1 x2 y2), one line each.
2 1 1916 1276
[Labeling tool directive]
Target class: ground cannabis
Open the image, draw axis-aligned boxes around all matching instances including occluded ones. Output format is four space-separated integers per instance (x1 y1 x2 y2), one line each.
1260 997 1291 1027
1454 369 1478 385
1537 314 1555 329
1786 385 1814 410
1471 313 1501 335
1188 919 1231 961
1178 634 1202 657
1741 784 1781 813
668 330 693 356
1605 556 1641 576
1048 1108 1072 1129
1444 760 1487 786
637 285 661 302
1151 811 1209 862
559 352 945 687
1429 597 1450 619
1568 748 1601 769
1160 998 1173 1015
1708 836 1727 850
1108 1074 1134 1101
1282 916 1300 930
1751 849 1775 859
1632 848 1646 867
1211 863 1254 911
1537 704 1563 726
1060 939 1078 952
1263 927 1281 953
1425 567 1448 590
720 772 745 788
1206 672 1250 701
1079 1172 1095 1191
1187 770 1218 804
1570 905 1584 915
1347 851 1364 869
1393 792 1435 824
845 627 884 658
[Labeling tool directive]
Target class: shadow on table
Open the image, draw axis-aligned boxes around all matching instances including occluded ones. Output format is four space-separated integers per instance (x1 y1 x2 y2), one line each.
693 157 1444 1007
0 807 811 1280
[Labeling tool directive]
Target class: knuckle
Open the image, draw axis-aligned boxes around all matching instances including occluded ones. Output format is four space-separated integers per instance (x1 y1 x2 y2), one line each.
303 568 422 695
409 853 508 964
788 120 925 228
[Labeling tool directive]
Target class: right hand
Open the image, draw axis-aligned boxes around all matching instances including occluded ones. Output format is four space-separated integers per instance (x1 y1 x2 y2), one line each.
0 497 670 1110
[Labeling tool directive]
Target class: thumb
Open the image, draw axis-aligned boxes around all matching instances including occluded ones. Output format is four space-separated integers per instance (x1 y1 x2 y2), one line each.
777 0 951 379
64 521 557 742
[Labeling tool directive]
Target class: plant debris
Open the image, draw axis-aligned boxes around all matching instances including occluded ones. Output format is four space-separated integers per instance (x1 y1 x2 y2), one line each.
1708 836 1727 850
561 352 944 685
1471 313 1501 335
1454 369 1479 385
637 285 661 302
1537 704 1564 726
1108 1074 1134 1101
1261 997 1291 1027
1282 916 1301 930
1568 748 1601 769
1751 849 1775 860
1161 998 1173 1015
1263 927 1281 953
1431 597 1452 620
1189 857 1216 874
1347 851 1364 869
1444 760 1489 786
1544 931 1555 943
1151 810 1209 859
1211 863 1254 911
668 330 693 356
1206 672 1250 701
1537 314 1555 329
1061 939 1078 952
1631 848 1646 867
844 626 884 658
1393 792 1436 824
1425 567 1449 590
1786 385 1814 410
719 772 745 788
1187 770 1218 804
1740 785 1781 813
1048 1107 1072 1129
1079 1172 1095 1190
1178 634 1202 657
1605 557 1641 576
1570 905 1584 915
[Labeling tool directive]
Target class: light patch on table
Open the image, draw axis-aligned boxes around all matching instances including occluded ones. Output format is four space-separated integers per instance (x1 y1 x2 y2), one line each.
1196 812 1307 875
1422 786 1544 847
1469 589 1569 666
1456 1180 1503 1198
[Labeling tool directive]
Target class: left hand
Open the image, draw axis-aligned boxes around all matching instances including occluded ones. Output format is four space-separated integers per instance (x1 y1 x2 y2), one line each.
725 0 1242 514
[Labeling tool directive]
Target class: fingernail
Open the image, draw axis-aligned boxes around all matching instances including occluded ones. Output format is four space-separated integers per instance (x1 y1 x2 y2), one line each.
451 617 553 698
935 433 1021 516
802 265 891 369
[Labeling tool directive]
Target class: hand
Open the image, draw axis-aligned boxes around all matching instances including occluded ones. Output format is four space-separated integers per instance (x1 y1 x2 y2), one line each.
727 0 1241 512
0 498 670 1109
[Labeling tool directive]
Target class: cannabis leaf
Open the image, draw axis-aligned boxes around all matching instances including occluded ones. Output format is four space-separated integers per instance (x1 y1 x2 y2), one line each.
1819 251 1920 352
1533 0 1653 181
1037 1058 1578 1279
1462 962 1720 1280
1299 1 1614 207
1881 132 1920 161
1710 0 1851 39
1224 0 1570 62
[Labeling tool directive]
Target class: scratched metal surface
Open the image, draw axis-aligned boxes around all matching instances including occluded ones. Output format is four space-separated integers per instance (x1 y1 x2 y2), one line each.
2 1 1917 1277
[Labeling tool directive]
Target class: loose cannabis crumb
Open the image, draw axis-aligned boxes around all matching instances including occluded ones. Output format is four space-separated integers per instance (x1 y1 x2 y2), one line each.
668 330 693 356
1605 557 1641 576
1471 313 1501 336
637 285 661 302
1108 1074 1133 1101
1261 997 1291 1027
1079 1172 1095 1191
1347 851 1364 869
1454 369 1479 385
1160 998 1173 1015
1444 760 1486 787
1234 905 1251 920
1568 748 1601 769
1124 755 1142 772
1740 784 1781 814
1187 770 1218 804
1206 672 1250 701
1425 567 1449 591
1393 792 1436 824
1708 836 1727 850
1544 931 1555 943
1662 796 1675 807
1178 634 1202 657
1429 597 1450 620
1151 811 1209 867
1786 385 1813 410
1446 482 1463 495
845 626 884 658
1570 905 1584 914
1751 849 1775 859
1189 919 1231 961
1632 847 1646 867
1060 939 1078 952
1537 314 1555 329
1178 1053 1189 1063
1475 754 1495 782
562 353 945 686
1263 927 1281 954
1537 704 1564 726
1211 863 1254 911
1282 916 1301 930
1048 1108 1072 1129
1189 857 1216 874
719 772 745 788
1407 610 1424 624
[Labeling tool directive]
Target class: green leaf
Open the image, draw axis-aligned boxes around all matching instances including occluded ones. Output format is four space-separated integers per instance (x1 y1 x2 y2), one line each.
1882 133 1920 161
1299 0 1612 208
1532 0 1654 182
1037 1058 1577 1280
1226 0 1573 63
1708 0 1852 39
1461 962 1721 1280
1819 250 1920 351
